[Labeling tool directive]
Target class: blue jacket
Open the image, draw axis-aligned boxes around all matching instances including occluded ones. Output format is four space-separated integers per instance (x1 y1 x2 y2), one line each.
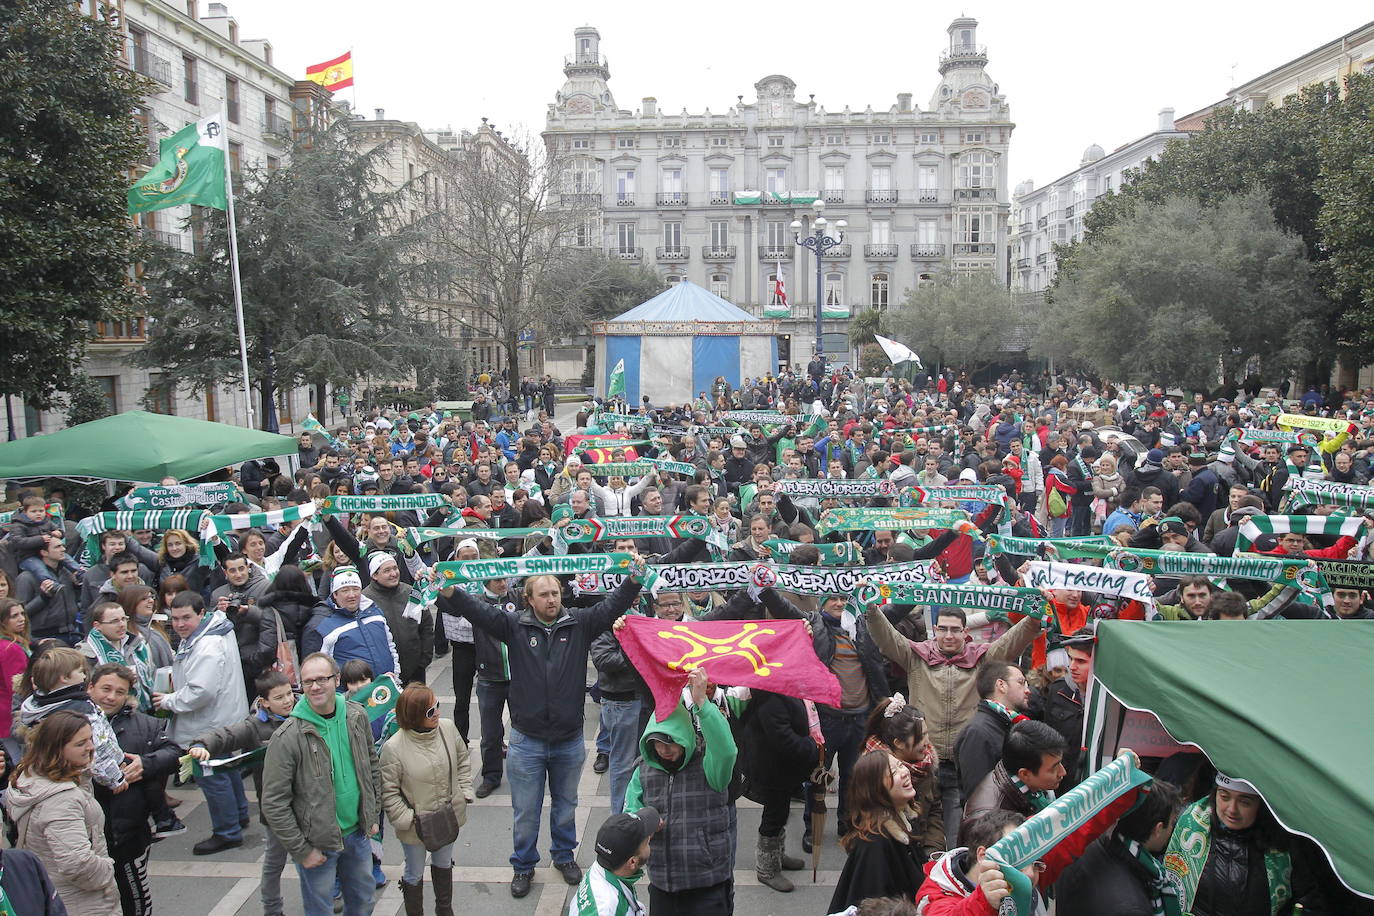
0 849 66 914
1102 506 1143 536
302 596 400 677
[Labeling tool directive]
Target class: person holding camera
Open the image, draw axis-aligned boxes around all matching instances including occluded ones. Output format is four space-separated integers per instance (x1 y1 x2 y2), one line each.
211 553 278 701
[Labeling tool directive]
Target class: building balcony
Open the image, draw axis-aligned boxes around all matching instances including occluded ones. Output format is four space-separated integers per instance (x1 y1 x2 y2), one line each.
127 44 172 85
864 243 899 259
701 245 736 261
611 247 642 261
821 244 851 259
953 243 996 256
762 195 793 206
1036 252 1049 265
1016 257 1032 269
1018 221 1032 233
656 192 686 207
1063 204 1076 218
263 113 293 144
1036 216 1048 229
955 188 997 201
709 194 732 206
911 243 945 259
559 192 601 208
823 190 846 204
614 194 637 207
759 246 792 261
939 44 987 69
92 317 147 344
866 189 899 204
656 246 690 261
139 228 183 250
917 189 939 203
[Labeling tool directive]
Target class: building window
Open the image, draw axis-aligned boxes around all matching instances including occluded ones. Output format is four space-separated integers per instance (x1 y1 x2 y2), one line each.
147 373 174 415
1102 174 1113 193
824 166 844 193
567 157 598 193
918 218 937 245
870 274 889 311
920 132 938 144
710 273 729 299
709 220 729 248
182 54 197 103
616 137 636 149
765 168 787 194
662 221 682 248
959 151 992 188
870 219 891 245
870 166 892 191
918 165 938 191
575 216 597 248
665 274 682 286
711 136 728 147
225 76 239 123
768 273 784 306
95 376 118 414
710 168 729 199
615 168 635 202
266 155 279 171
661 167 683 201
958 210 994 243
664 136 681 148
964 131 984 143
616 222 636 252
825 272 843 306
767 135 784 148
765 220 788 249
228 141 242 176
277 387 292 424
572 138 590 149
22 402 41 437
872 131 890 144
825 132 843 145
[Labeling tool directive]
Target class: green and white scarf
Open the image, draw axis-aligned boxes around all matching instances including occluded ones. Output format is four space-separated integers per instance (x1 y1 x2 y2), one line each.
575 438 652 451
1235 428 1318 448
77 510 212 566
762 538 863 566
560 514 725 549
436 551 638 583
594 411 650 428
1164 799 1292 915
775 478 897 499
719 410 790 425
582 462 656 477
84 629 154 712
816 506 971 536
985 533 1115 557
854 581 1049 619
200 503 317 543
1104 547 1325 593
303 412 344 449
643 457 697 476
1008 771 1054 812
318 493 447 515
877 424 956 438
1116 834 1184 916
118 481 245 510
1283 477 1374 512
1235 513 1365 553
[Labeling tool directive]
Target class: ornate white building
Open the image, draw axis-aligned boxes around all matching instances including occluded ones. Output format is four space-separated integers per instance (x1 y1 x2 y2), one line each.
542 19 1013 365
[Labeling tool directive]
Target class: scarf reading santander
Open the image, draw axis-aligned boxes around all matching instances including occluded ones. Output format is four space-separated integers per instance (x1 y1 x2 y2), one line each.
853 581 1048 619
1234 513 1367 553
435 551 639 583
816 506 972 536
318 493 447 514
1283 476 1374 512
984 751 1153 916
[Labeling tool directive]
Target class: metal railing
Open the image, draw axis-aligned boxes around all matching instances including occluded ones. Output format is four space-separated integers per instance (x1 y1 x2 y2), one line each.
1036 216 1048 228
864 243 899 259
939 44 987 64
1036 252 1048 265
821 244 851 259
1016 257 1031 269
917 189 939 202
955 188 997 200
911 244 945 258
823 190 846 204
611 247 642 261
866 189 899 204
709 194 732 205
1063 204 1076 218
655 192 685 206
263 112 292 140
614 194 637 207
701 246 736 260
953 243 996 255
656 246 689 261
139 228 183 249
558 193 601 208
128 44 172 84
759 246 791 260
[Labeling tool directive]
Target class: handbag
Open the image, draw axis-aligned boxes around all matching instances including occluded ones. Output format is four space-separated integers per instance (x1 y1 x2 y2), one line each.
400 734 462 851
269 607 299 688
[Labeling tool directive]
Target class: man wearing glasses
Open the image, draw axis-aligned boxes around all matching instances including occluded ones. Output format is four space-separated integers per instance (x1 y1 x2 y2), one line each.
261 652 381 916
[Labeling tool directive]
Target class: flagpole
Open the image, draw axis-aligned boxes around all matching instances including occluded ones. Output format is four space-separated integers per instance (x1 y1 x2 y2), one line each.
220 132 254 429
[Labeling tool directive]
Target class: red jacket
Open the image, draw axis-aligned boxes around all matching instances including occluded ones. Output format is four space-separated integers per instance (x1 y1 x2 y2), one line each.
1264 536 1356 560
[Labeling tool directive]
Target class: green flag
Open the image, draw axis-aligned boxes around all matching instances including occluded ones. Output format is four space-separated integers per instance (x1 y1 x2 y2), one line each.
607 358 627 399
127 113 228 214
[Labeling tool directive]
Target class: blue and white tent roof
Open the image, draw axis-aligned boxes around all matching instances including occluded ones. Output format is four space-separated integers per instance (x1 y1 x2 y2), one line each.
608 280 758 323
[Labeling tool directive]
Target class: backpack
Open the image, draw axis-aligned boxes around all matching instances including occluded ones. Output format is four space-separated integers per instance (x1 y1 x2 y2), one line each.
1047 487 1069 518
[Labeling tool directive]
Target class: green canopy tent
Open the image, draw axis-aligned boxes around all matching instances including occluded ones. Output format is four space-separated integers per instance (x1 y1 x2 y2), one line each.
0 411 299 485
1085 620 1374 900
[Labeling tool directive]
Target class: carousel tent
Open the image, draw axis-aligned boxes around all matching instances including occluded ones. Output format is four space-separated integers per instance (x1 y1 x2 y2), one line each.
593 281 779 404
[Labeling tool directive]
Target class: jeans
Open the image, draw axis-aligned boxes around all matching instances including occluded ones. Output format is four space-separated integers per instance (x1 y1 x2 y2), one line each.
507 728 584 872
1049 515 1068 537
401 840 454 885
449 641 476 742
803 707 867 834
262 830 288 915
938 757 962 848
599 697 642 814
297 828 375 916
475 678 509 785
198 770 248 840
18 555 82 584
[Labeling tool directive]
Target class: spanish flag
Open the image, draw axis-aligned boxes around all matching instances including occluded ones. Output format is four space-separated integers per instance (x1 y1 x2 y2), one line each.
305 51 353 92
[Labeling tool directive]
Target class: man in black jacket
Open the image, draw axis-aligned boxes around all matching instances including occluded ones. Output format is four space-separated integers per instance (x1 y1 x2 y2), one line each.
954 661 1031 802
1056 780 1183 916
1043 628 1094 793
438 567 644 899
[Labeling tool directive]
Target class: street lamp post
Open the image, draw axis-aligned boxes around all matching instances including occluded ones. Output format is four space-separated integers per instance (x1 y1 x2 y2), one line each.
792 200 846 365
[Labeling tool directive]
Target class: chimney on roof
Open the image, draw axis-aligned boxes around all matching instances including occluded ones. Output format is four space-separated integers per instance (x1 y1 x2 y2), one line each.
897 93 912 112
375 108 385 121
207 2 228 16
1158 107 1175 131
642 97 657 116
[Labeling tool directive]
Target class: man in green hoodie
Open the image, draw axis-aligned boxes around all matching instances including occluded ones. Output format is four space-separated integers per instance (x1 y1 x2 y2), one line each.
622 667 738 913
260 652 381 916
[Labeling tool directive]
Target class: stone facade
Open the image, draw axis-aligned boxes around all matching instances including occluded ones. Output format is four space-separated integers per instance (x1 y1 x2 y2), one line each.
542 19 1013 366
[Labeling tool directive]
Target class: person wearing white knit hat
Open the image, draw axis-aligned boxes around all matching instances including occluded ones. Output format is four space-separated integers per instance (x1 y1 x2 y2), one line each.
363 553 432 686
301 565 399 679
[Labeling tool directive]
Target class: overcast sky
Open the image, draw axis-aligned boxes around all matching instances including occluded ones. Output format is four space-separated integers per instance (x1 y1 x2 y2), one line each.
225 0 1369 190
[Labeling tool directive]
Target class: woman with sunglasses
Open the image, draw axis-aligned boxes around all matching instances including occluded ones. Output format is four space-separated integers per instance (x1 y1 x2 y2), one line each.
380 682 472 916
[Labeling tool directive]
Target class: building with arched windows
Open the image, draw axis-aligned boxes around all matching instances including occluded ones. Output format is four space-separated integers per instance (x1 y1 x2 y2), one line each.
543 19 1013 368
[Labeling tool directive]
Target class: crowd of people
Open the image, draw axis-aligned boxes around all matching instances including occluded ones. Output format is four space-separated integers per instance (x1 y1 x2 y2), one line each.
0 361 1371 916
